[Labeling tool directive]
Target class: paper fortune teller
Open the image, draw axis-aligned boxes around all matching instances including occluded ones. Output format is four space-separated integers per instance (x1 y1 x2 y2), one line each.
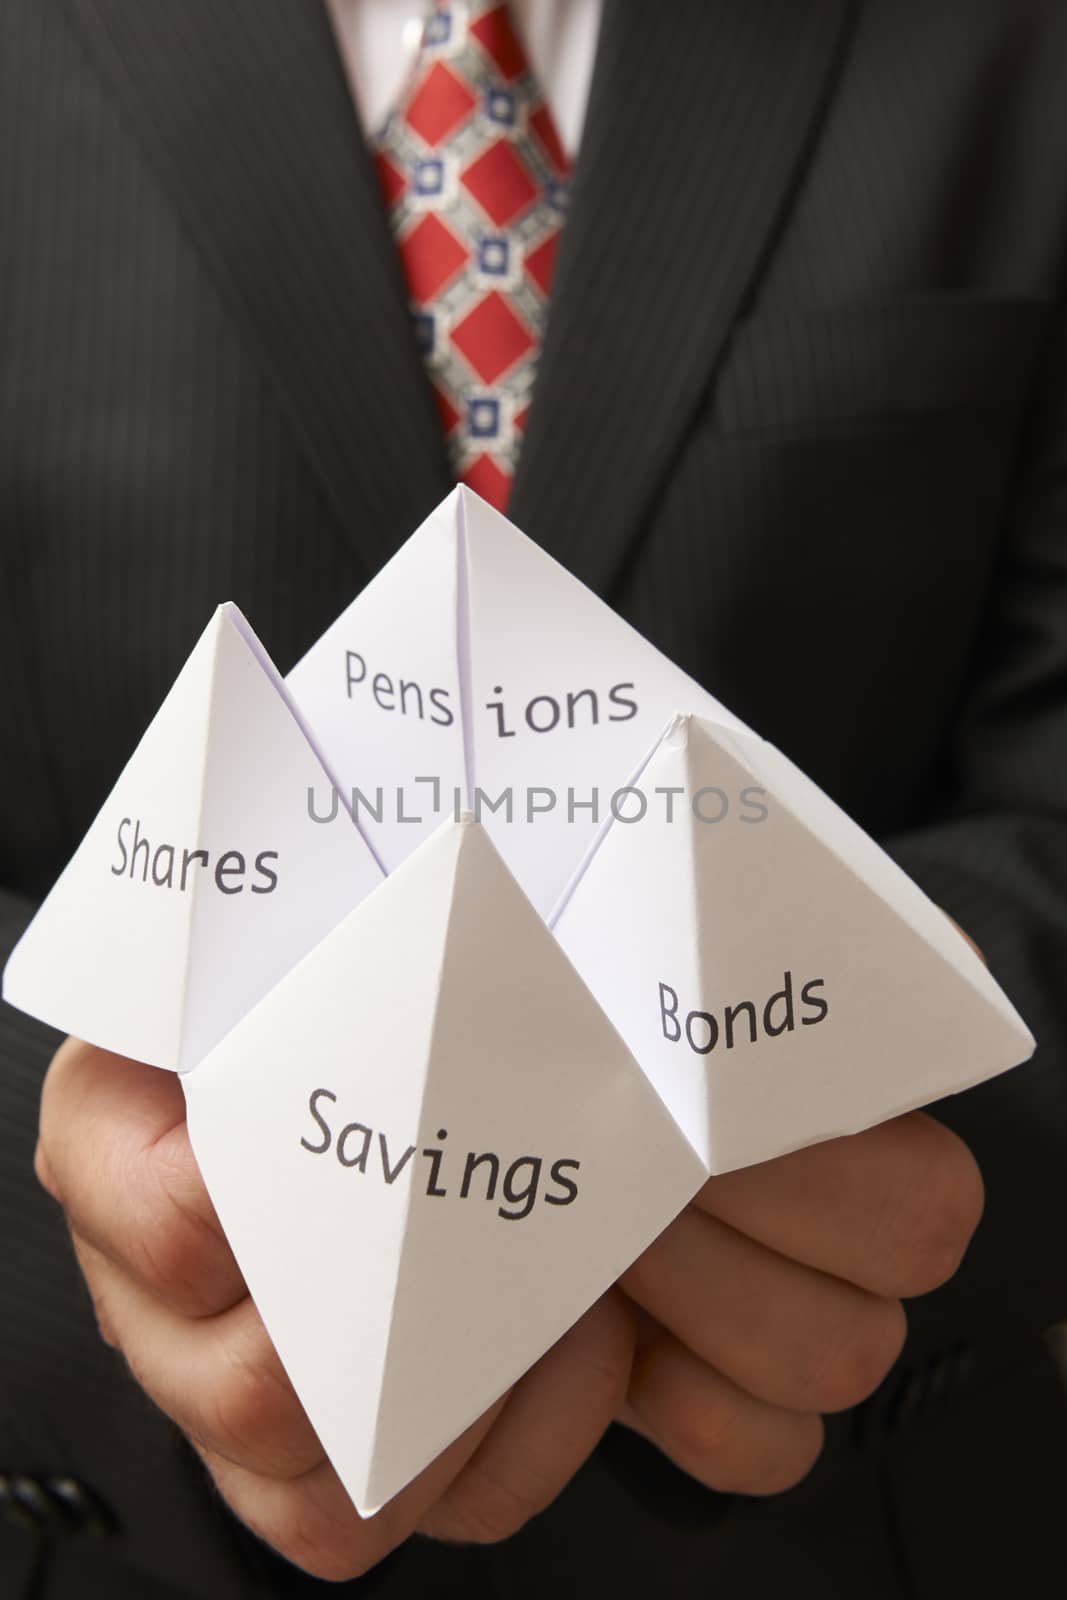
3 487 1034 1514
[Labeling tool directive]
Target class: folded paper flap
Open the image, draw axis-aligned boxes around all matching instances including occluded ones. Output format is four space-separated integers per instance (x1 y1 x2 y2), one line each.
286 495 468 878
2 608 227 1067
184 822 465 1507
286 488 746 915
221 603 385 870
4 489 1040 1518
686 715 1034 1050
547 710 682 929
459 491 744 914
555 709 1033 1175
180 607 386 1070
186 817 705 1514
4 605 383 1073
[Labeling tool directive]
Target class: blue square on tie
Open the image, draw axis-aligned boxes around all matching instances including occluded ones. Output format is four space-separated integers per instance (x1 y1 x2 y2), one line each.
468 398 500 439
414 314 435 356
545 179 569 214
414 158 445 197
485 88 516 126
424 10 452 47
477 236 510 276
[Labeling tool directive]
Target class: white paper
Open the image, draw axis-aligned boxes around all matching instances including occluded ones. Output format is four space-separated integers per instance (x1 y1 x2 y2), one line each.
286 496 468 876
554 713 1035 1172
184 816 706 1515
2 489 1038 1518
3 605 383 1071
287 486 744 917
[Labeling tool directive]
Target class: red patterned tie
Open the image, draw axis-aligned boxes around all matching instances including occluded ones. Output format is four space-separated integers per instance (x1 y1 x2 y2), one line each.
374 2 571 511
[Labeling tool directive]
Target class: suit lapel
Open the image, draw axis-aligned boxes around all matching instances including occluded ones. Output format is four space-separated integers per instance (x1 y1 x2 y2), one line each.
511 0 856 590
66 0 452 573
65 0 854 584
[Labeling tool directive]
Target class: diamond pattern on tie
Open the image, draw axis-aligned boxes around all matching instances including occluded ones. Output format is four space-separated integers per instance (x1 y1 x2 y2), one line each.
374 2 570 511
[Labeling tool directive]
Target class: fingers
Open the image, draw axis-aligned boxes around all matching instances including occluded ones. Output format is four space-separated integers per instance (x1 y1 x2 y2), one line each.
175 1296 629 1575
419 1290 635 1543
196 1404 507 1583
40 1034 973 1576
943 913 985 960
695 1112 985 1300
72 1224 632 1567
625 1332 824 1496
621 1206 906 1414
71 1236 325 1479
37 1037 245 1317
617 1117 973 1489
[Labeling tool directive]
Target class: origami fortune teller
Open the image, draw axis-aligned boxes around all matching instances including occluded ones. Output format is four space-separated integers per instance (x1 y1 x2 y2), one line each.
3 487 1034 1514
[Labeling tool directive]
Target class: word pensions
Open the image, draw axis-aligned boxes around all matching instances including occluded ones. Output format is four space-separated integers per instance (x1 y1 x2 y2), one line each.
344 650 638 737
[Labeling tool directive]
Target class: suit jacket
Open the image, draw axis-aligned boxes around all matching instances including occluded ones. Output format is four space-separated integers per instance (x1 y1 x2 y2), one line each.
2 1 1067 1595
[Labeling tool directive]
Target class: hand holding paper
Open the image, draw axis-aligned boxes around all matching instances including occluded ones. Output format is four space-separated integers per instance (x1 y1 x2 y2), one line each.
5 487 1033 1526
38 1038 639 1577
37 1038 981 1580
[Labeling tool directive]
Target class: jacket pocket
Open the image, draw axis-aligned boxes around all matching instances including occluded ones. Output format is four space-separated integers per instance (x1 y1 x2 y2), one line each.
712 296 1050 437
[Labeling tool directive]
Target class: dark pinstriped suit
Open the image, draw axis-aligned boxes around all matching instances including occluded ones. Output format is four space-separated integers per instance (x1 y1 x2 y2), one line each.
3 2 1067 1595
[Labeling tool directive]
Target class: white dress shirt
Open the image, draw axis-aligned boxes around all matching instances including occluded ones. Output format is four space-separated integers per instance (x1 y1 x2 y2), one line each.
325 0 603 158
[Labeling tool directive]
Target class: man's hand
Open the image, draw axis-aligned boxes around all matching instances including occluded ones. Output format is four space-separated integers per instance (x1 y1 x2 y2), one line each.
36 1039 635 1578
618 1111 983 1491
36 1037 983 1579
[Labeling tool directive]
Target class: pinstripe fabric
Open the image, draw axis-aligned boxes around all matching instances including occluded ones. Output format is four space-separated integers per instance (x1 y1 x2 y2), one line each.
2 1 1067 1595
0 902 260 1599
511 0 856 584
68 0 453 573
